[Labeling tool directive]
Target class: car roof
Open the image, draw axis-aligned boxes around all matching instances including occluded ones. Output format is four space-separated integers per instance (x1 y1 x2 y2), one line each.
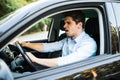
0 0 118 25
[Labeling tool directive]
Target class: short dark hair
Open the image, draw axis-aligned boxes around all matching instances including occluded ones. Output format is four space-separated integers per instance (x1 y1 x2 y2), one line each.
64 10 85 28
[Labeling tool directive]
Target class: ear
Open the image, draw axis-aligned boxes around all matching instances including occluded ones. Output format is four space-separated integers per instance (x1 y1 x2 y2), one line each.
77 22 83 29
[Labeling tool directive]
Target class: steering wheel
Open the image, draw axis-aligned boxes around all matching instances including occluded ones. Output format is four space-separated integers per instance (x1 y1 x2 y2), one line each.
15 42 36 71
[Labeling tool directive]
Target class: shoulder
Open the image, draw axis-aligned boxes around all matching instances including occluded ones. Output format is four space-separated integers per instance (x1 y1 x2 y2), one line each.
81 32 97 46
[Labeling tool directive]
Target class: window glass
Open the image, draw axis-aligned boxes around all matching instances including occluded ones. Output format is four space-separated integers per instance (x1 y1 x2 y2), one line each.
113 3 120 27
106 3 119 53
18 18 52 41
113 3 120 52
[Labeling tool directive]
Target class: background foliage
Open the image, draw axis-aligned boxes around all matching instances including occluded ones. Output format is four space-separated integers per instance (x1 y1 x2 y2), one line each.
0 0 38 17
0 0 51 35
23 18 52 35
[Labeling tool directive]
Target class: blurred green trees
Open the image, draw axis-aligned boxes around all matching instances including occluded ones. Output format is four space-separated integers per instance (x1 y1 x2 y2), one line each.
23 18 52 35
0 0 25 17
0 0 51 35
0 0 38 17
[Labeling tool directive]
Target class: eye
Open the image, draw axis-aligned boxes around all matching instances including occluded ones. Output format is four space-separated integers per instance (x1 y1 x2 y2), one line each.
67 22 70 24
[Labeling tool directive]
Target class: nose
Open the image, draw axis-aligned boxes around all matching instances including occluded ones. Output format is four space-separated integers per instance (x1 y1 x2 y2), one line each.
63 23 67 29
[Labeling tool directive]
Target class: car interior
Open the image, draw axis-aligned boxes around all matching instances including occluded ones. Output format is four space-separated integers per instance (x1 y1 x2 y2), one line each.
0 8 100 76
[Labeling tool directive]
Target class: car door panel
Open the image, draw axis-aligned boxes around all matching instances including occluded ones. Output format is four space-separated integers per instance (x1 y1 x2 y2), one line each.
14 53 120 80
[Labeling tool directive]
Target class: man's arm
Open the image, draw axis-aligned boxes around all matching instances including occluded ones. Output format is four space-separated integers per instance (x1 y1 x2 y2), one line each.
35 58 58 67
27 52 58 67
21 42 44 52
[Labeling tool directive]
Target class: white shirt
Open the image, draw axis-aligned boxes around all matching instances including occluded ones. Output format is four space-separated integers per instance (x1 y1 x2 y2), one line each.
43 31 97 66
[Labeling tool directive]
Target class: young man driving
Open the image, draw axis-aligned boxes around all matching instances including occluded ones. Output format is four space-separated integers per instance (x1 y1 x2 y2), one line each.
18 10 97 68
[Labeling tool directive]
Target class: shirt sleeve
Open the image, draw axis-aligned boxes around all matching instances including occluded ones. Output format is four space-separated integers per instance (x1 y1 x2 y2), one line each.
57 39 97 66
43 38 66 52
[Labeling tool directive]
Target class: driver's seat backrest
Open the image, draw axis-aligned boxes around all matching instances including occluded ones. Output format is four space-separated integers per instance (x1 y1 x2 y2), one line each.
59 20 66 40
85 18 100 55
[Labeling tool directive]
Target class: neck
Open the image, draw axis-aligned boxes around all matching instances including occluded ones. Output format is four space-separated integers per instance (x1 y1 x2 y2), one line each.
72 30 83 39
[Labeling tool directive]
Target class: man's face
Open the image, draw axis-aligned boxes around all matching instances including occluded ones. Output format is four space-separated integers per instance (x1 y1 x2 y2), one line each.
64 16 82 39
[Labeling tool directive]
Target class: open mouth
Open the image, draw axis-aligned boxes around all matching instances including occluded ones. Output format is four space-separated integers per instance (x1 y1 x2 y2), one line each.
65 30 69 33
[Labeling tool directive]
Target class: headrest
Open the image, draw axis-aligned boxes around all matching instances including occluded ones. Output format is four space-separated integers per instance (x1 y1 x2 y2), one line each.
85 18 99 34
60 20 65 31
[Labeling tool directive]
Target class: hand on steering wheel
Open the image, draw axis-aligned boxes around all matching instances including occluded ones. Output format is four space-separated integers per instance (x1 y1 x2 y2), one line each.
15 41 36 71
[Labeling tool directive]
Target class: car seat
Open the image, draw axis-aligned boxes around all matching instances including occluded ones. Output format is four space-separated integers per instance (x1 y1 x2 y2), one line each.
59 20 66 40
85 18 100 55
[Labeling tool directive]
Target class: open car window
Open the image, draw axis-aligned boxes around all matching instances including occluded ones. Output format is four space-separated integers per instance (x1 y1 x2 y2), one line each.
17 8 101 69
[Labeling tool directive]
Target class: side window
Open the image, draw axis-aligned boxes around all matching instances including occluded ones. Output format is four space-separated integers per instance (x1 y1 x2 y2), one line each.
113 3 120 52
106 3 119 53
18 18 52 41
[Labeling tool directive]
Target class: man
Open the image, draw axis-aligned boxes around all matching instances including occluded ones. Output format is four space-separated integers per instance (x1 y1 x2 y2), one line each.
19 10 97 68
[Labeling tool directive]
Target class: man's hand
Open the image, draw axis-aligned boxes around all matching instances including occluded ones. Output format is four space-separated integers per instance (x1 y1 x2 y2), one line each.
13 39 26 47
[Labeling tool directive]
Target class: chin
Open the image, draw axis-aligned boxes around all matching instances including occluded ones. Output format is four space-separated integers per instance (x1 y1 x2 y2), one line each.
66 34 72 37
